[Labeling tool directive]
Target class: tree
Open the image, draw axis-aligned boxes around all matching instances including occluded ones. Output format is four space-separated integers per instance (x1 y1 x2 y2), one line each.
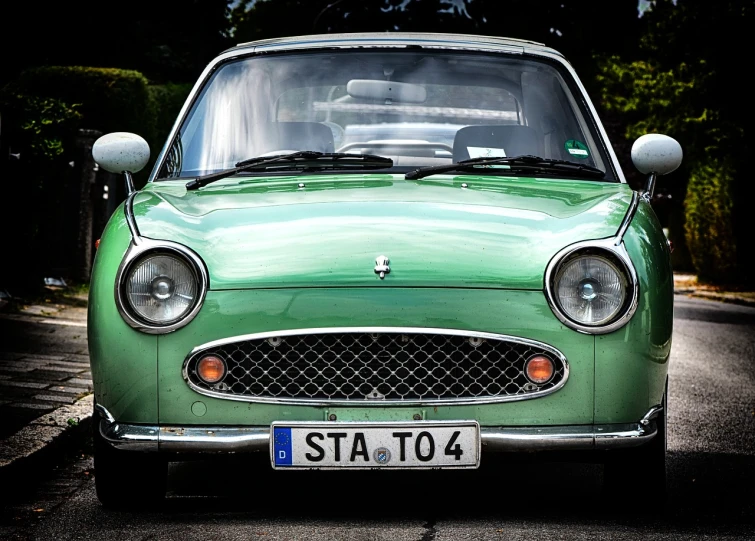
598 0 754 284
231 0 641 81
0 0 234 86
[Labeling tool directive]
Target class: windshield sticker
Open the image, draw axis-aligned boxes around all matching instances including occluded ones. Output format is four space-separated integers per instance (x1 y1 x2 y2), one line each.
467 146 506 159
564 140 589 159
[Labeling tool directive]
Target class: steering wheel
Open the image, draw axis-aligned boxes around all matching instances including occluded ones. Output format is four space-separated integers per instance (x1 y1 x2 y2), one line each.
320 121 345 149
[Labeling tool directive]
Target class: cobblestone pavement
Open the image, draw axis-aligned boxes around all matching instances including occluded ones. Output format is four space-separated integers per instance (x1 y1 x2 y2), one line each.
0 292 91 441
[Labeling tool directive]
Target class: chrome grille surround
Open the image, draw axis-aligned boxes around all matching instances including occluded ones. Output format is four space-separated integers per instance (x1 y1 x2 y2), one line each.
182 327 569 406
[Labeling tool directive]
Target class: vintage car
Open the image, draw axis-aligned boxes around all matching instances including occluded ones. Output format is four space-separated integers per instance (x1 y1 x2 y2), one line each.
88 32 682 508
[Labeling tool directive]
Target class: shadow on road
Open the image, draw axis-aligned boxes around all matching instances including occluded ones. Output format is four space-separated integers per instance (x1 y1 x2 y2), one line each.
145 449 754 533
674 297 755 326
4 439 754 539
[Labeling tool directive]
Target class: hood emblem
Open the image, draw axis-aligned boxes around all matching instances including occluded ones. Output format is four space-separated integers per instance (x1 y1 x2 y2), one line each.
374 255 390 279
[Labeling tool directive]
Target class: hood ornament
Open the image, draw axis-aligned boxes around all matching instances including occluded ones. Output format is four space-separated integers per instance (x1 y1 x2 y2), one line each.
374 255 390 279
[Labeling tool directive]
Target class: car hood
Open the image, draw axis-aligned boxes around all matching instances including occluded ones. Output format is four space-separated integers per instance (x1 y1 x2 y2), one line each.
132 174 632 290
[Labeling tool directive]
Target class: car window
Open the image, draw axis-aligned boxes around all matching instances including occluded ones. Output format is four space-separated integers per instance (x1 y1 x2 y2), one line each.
159 51 615 180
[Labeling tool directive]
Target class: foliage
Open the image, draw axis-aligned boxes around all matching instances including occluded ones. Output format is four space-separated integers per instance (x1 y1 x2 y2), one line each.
12 66 152 137
684 160 737 284
230 0 640 80
594 0 755 284
596 59 728 157
0 1 233 87
5 68 192 187
0 70 193 291
0 89 82 161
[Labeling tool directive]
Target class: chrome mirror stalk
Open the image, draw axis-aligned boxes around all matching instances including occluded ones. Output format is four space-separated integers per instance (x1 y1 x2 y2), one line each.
124 171 136 196
640 172 657 203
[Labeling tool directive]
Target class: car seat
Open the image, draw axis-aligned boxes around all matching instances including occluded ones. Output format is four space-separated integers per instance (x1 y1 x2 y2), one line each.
452 125 540 162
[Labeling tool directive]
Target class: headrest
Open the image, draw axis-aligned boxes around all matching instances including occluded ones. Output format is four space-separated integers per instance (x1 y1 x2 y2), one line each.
452 125 539 162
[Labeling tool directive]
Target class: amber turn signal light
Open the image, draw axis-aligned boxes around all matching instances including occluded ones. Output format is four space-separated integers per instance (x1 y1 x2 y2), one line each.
197 355 226 384
525 355 554 384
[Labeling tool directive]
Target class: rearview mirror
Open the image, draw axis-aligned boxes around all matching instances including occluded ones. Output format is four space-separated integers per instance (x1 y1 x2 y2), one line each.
631 134 682 176
347 79 427 103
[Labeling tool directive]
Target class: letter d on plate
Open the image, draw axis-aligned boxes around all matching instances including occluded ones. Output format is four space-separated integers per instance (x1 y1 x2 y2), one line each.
273 427 293 466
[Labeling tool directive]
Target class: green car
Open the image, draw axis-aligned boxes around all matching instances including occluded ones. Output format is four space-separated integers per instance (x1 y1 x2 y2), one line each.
88 32 682 508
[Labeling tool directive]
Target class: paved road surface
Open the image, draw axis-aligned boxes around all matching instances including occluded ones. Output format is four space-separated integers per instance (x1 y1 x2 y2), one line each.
3 295 754 540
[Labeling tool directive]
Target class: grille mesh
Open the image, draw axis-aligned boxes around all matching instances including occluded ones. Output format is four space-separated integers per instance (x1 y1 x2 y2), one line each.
185 331 566 403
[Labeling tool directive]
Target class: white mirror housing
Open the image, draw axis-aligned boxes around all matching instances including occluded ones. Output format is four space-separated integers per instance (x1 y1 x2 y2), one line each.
631 134 683 176
92 132 150 174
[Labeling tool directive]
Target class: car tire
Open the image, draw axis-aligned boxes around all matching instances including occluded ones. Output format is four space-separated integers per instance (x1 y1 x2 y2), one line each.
92 408 167 510
602 379 668 511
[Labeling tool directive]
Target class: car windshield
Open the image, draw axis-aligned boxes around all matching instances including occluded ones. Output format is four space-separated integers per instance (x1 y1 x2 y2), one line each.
157 50 616 181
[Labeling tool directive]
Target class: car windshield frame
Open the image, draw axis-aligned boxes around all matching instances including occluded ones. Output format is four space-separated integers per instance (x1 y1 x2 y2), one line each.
151 47 620 183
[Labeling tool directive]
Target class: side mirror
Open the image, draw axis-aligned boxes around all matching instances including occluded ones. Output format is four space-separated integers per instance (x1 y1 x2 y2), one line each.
92 132 150 195
631 134 683 201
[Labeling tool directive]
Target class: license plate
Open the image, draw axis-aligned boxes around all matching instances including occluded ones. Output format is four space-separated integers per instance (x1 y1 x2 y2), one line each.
270 421 480 469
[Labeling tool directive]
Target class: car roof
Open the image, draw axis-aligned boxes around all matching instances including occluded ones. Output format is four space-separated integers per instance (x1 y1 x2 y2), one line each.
225 32 562 58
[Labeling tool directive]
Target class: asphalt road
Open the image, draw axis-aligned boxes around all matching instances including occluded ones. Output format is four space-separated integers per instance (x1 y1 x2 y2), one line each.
3 294 755 540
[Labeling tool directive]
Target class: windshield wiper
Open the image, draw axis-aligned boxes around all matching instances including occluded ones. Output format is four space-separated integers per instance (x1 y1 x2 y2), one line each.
186 151 394 190
404 155 605 181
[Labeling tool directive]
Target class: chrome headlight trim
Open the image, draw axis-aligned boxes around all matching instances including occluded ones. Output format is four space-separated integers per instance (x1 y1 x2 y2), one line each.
115 238 209 334
544 238 639 335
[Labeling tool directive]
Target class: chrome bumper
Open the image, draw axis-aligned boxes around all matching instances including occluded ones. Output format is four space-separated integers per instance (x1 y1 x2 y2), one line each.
96 404 662 453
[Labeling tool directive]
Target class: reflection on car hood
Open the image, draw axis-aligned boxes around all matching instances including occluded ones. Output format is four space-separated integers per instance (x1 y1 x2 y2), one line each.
132 174 632 290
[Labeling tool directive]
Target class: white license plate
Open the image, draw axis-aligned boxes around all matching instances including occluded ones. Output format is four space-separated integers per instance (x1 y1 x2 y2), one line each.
270 421 480 469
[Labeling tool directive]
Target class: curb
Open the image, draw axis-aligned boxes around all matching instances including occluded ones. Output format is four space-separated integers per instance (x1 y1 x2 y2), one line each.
674 288 755 308
0 394 93 478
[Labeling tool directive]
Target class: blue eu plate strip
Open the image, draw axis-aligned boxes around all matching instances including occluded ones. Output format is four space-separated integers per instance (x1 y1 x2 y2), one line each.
273 427 293 466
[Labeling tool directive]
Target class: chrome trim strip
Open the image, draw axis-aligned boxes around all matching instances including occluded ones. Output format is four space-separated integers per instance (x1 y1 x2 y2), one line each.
94 403 115 425
615 191 641 245
593 423 657 449
543 237 640 335
640 404 664 426
99 420 657 453
239 34 534 54
124 192 142 245
486 422 656 451
99 420 159 452
181 327 570 406
148 40 625 185
160 426 269 453
114 238 209 334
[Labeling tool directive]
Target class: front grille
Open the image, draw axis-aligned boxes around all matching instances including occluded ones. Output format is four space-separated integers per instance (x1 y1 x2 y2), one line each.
184 329 567 405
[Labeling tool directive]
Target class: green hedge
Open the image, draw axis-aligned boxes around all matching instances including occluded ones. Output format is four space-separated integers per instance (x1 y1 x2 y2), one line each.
683 160 737 284
0 91 82 161
1 66 192 185
12 66 152 138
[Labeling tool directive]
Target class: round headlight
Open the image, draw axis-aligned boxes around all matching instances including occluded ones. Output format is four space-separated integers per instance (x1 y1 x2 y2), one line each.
554 254 627 326
125 253 199 325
